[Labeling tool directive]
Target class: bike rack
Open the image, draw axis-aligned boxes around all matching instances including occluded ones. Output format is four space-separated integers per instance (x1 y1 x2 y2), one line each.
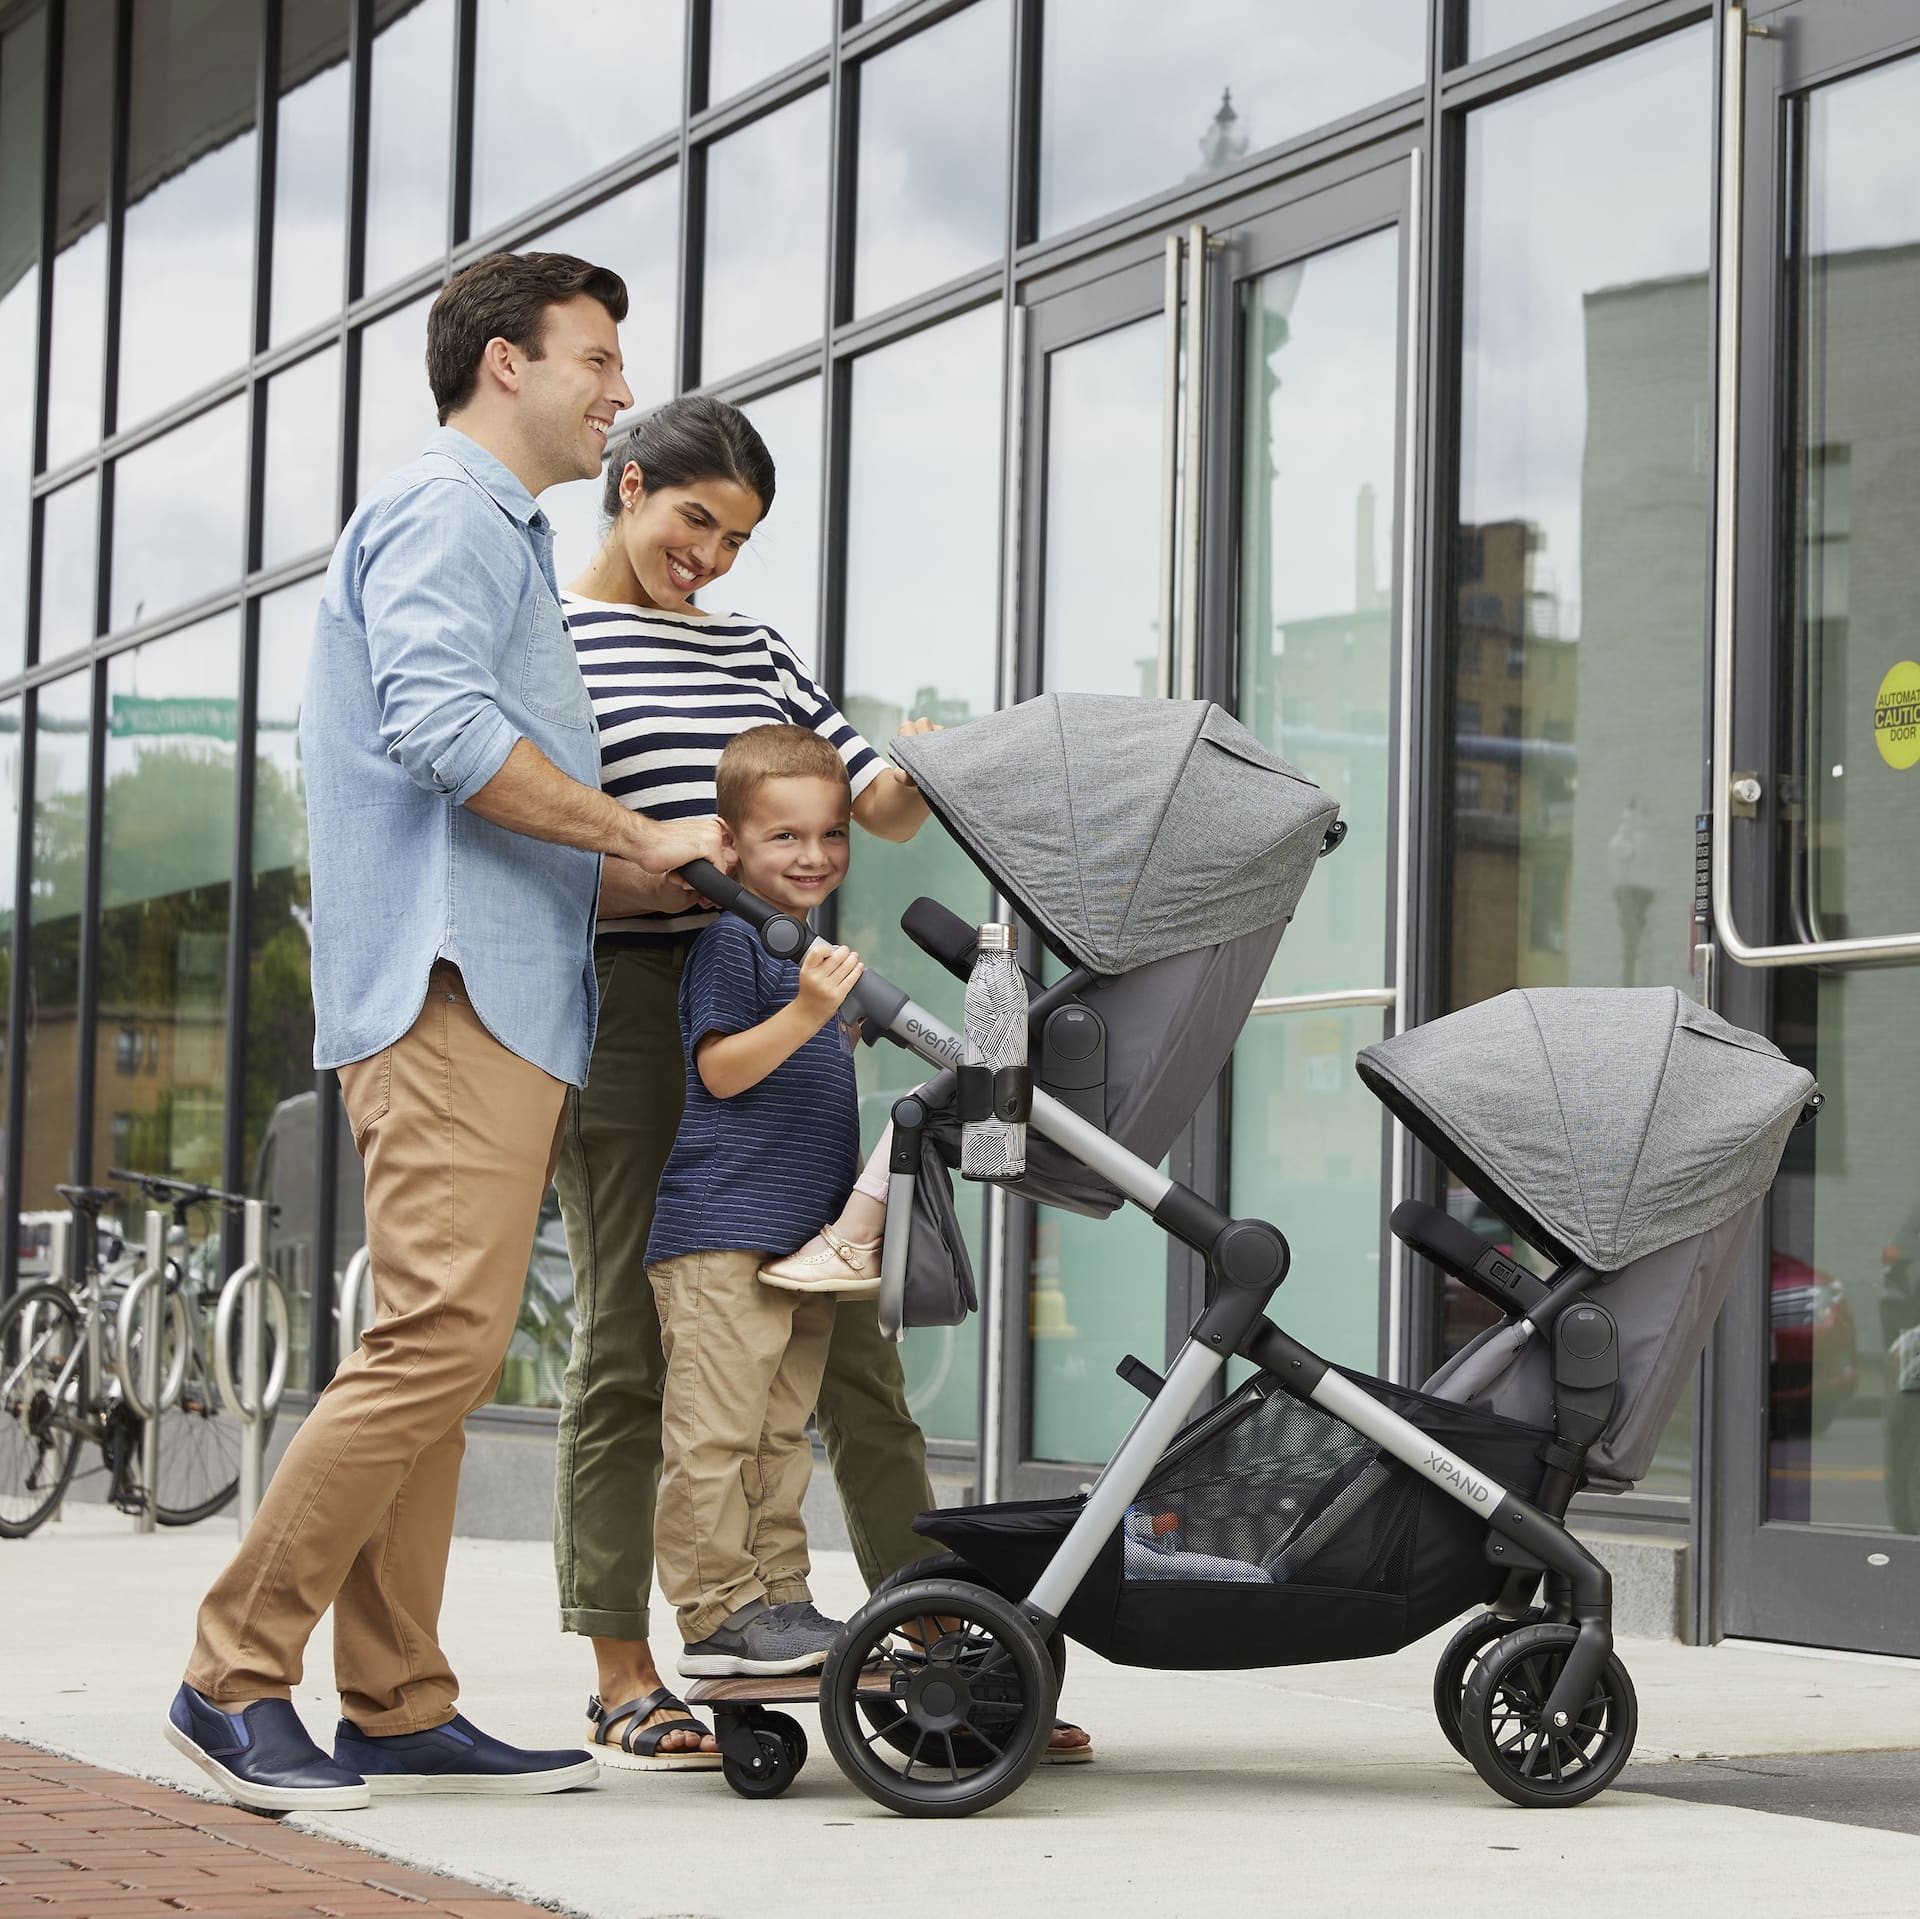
113 1210 168 1536
213 1199 290 1535
336 1245 376 1359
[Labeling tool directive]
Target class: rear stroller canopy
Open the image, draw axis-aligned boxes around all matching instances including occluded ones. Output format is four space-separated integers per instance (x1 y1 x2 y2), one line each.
1356 988 1816 1273
890 693 1341 976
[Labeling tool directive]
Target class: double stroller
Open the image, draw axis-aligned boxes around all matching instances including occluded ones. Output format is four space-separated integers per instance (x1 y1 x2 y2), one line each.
693 692 1818 1817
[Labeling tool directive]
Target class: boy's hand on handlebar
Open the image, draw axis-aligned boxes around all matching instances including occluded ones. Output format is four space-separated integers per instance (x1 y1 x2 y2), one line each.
796 943 864 1024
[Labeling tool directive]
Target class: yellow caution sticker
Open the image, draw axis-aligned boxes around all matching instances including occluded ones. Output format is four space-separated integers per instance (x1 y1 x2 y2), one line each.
1876 660 1920 771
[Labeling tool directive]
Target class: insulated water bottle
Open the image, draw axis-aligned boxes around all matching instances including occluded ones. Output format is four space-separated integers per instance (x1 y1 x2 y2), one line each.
961 922 1028 1180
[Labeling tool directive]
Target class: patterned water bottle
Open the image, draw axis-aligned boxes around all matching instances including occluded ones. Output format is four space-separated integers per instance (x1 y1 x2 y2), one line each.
961 923 1029 1180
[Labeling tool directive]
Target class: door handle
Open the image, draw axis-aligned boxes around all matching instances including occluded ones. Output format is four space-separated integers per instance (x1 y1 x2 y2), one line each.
1156 232 1182 700
1710 3 1920 969
1178 222 1210 701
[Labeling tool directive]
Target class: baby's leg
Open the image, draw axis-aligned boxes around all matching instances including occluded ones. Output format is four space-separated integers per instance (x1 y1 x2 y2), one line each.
748 1292 838 1606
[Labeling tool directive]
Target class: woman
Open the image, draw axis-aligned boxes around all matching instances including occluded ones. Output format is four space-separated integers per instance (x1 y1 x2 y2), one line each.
551 395 1089 1766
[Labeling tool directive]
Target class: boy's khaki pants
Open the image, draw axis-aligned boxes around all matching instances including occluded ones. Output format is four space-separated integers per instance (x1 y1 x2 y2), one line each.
185 964 566 1732
648 1248 836 1641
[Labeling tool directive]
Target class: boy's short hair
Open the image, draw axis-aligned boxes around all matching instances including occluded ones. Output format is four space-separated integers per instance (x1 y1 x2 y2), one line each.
715 726 851 825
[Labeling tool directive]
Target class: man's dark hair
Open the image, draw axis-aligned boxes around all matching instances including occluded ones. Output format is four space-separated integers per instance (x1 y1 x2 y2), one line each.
600 393 777 522
425 250 629 423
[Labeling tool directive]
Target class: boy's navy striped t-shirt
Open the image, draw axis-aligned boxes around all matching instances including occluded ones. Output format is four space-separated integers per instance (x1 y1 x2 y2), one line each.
645 912 860 1265
561 593 882 942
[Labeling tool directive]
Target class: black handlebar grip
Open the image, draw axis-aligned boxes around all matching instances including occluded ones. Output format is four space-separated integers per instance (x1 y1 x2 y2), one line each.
1389 1199 1546 1314
901 896 978 982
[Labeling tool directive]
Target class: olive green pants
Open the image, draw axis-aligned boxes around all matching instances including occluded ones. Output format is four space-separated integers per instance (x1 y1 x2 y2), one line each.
552 942 940 1638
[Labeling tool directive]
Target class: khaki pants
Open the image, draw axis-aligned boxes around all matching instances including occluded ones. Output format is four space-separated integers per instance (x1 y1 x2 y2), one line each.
185 964 566 1732
552 943 939 1639
648 1249 836 1641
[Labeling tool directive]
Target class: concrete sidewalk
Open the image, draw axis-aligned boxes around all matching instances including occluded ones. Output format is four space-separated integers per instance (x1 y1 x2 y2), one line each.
4 1505 1917 1919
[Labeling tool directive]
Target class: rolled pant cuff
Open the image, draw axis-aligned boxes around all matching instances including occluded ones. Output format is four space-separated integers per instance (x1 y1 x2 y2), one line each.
345 1701 459 1739
681 1580 767 1645
559 1606 658 1639
762 1581 810 1607
180 1670 292 1709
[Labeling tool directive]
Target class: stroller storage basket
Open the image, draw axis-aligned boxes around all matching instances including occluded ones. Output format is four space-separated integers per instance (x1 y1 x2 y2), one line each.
919 1371 1555 1671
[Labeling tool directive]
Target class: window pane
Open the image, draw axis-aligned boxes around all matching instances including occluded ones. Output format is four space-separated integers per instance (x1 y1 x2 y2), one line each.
537 173 679 411
356 292 437 498
701 89 828 382
472 0 681 234
1465 2 1604 63
271 0 351 345
0 700 19 1147
44 0 111 467
729 377 822 670
837 302 1002 1441
1 12 47 678
37 474 99 659
98 615 239 1187
1039 0 1422 239
262 346 342 570
119 0 258 429
111 397 248 632
365 0 452 294
1040 317 1162 696
250 577 323 1387
709 0 829 104
1446 30 1712 1497
21 670 93 1216
854 0 1008 319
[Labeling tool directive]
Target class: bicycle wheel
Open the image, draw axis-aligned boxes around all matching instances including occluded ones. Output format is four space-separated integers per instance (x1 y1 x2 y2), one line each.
0 1285 85 1538
152 1287 284 1528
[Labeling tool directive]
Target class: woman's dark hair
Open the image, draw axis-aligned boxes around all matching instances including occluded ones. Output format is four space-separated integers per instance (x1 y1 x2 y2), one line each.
600 394 776 523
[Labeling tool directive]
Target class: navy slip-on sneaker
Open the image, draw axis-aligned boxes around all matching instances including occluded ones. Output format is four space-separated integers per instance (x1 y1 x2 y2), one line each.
333 1712 600 1797
165 1683 370 1813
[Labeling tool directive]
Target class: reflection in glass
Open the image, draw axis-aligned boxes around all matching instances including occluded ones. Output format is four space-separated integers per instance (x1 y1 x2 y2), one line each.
853 0 1008 318
250 579 324 1385
271 0 351 346
111 398 248 632
838 302 1002 1439
709 0 829 104
1040 317 1162 697
118 0 258 428
262 348 342 570
0 700 18 1142
21 671 93 1216
1038 0 1421 238
44 0 111 466
356 294 438 498
37 476 99 659
97 617 239 1188
1765 54 1920 1539
365 0 452 293
730 378 822 670
0 12 46 677
1466 2 1602 62
1446 30 1710 1494
473 0 680 233
701 89 829 381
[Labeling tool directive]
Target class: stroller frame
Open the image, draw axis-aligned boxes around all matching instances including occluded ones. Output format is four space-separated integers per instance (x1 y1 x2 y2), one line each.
685 862 1625 1813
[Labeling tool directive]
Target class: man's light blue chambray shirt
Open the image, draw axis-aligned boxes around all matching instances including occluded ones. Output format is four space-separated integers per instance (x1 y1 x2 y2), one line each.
303 428 603 1086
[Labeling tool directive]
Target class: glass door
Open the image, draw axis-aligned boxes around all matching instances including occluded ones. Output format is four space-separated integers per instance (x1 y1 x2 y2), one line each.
999 154 1417 1494
1712 1 1920 1653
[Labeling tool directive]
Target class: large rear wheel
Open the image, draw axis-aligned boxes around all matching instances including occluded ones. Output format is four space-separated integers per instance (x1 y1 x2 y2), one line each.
0 1286 85 1538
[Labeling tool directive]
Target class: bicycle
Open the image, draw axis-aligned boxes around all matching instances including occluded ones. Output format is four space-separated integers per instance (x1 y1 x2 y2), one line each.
0 1173 288 1538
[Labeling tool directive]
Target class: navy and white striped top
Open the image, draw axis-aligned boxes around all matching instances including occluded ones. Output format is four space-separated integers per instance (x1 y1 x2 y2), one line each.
563 592 883 940
645 912 860 1264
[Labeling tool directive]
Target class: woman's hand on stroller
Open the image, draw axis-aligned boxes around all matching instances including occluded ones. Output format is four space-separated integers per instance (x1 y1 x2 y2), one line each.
797 942 865 1027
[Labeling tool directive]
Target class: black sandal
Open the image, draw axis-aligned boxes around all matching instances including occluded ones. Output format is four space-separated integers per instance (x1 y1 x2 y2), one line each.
585 1688 722 1771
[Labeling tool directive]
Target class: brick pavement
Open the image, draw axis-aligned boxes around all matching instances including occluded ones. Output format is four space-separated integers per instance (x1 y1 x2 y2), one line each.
0 1741 565 1919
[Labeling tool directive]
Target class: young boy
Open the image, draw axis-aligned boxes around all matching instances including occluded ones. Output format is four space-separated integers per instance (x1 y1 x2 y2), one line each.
645 724 871 1676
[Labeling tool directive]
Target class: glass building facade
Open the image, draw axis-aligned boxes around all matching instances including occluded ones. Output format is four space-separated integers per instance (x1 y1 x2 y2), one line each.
0 0 1914 1656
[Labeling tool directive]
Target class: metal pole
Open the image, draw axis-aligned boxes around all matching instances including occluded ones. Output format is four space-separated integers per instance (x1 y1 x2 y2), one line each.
238 1199 267 1534
137 1207 163 1535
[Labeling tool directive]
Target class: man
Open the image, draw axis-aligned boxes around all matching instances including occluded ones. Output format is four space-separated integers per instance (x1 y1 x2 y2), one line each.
165 252 724 1813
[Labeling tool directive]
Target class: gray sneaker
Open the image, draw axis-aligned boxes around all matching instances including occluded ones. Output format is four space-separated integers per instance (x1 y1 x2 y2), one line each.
678 1601 843 1677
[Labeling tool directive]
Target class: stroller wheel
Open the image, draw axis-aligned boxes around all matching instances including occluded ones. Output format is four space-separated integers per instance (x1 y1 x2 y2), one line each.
860 1555 1067 1766
1430 1608 1546 1755
1460 1622 1638 1809
820 1577 1057 1818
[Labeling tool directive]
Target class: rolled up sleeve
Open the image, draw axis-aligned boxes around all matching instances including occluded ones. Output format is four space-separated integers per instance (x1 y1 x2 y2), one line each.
357 478 527 803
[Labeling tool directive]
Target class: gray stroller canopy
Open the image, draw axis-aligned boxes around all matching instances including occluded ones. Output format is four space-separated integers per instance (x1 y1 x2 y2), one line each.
1357 988 1816 1273
890 693 1340 976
